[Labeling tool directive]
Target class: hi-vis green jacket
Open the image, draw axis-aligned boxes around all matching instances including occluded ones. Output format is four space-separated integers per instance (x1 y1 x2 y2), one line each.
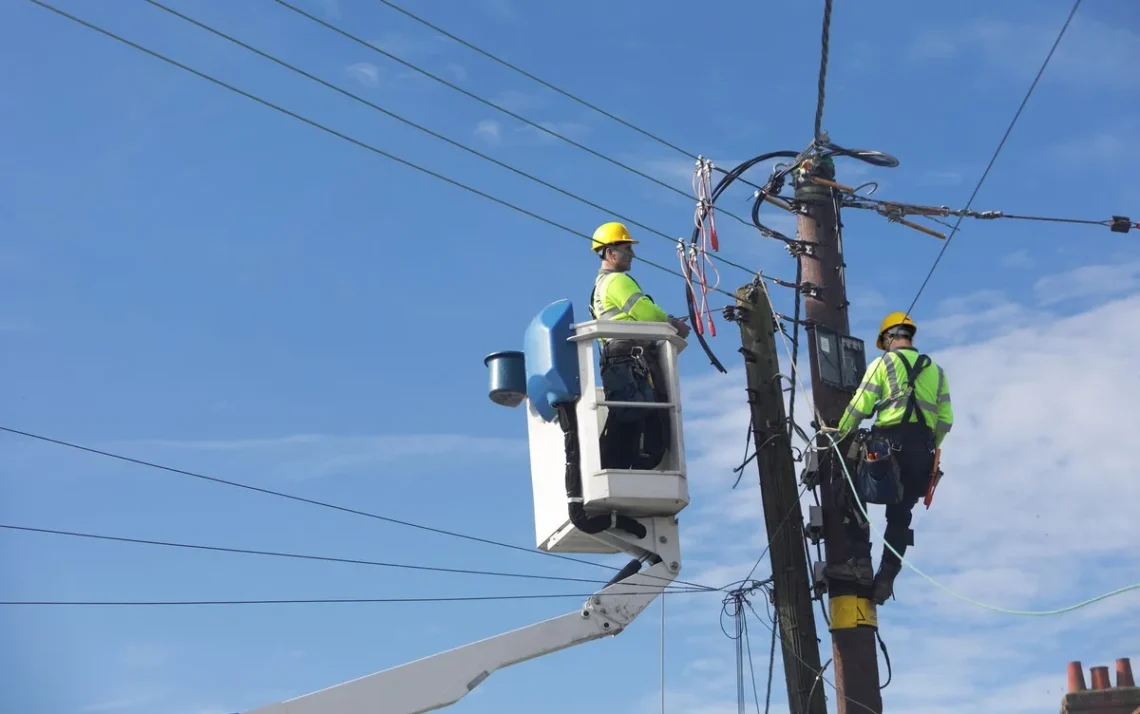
590 268 669 323
836 348 954 447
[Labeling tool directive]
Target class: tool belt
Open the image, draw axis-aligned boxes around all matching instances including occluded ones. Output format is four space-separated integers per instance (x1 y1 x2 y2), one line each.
599 340 660 423
600 339 657 361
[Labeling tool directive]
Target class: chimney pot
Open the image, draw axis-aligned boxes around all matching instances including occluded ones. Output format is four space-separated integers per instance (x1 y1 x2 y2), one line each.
1117 658 1136 688
1068 661 1088 692
1090 665 1112 690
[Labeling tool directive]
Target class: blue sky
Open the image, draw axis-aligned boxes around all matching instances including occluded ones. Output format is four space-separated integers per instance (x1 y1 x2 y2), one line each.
1 0 1138 712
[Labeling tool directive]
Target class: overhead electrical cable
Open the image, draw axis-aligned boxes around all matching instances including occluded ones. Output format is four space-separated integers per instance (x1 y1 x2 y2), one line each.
21 0 764 306
0 523 704 591
268 0 758 229
138 0 789 284
899 0 1083 319
369 0 773 194
0 425 718 593
0 590 717 607
741 599 878 714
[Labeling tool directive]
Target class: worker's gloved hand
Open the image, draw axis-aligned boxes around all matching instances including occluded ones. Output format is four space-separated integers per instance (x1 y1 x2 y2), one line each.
669 316 691 339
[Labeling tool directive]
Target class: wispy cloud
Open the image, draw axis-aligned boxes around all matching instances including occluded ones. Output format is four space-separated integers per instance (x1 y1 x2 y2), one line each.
910 15 1140 89
319 0 340 20
474 119 503 145
116 432 526 481
1001 249 1034 269
491 89 547 114
513 120 590 145
1033 259 1140 306
443 62 468 82
482 0 518 22
345 62 380 88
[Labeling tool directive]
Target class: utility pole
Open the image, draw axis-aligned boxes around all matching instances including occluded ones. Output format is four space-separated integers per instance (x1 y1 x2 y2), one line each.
733 281 827 714
794 155 884 714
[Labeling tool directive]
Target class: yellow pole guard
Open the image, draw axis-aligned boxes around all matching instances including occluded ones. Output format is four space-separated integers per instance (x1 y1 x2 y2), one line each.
828 594 878 631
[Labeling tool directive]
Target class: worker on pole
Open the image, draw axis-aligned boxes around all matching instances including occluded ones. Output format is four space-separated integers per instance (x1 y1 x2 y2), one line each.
589 221 691 470
832 312 954 604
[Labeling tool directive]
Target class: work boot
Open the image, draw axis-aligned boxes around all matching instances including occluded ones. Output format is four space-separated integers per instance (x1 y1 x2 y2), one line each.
825 556 874 586
872 560 902 605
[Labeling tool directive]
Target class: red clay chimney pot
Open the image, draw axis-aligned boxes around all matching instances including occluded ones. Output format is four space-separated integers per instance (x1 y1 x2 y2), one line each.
1091 665 1112 690
1117 658 1136 688
1069 661 1088 692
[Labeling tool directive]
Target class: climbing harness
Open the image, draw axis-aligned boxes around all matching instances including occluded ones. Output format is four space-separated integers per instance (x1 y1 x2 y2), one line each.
854 351 937 505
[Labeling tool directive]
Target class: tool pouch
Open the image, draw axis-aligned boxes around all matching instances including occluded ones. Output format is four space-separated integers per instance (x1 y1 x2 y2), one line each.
856 435 903 505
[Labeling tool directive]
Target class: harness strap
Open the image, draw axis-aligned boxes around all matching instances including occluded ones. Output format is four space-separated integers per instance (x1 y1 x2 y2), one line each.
894 351 932 429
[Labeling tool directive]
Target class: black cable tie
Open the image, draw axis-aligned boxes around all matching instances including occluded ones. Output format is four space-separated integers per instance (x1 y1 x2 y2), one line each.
1110 215 1134 233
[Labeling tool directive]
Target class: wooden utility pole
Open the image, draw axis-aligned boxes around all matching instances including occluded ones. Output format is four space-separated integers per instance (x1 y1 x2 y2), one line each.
733 282 827 714
794 155 883 714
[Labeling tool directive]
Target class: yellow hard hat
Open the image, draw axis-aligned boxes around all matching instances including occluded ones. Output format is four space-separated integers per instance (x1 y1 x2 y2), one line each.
876 311 917 350
591 221 639 252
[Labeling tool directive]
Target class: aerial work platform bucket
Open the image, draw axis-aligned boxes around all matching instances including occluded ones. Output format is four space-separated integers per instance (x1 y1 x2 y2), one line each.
485 299 690 555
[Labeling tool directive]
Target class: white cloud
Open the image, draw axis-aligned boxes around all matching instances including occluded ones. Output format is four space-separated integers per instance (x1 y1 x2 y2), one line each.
345 62 380 88
443 62 468 82
482 0 518 21
474 119 502 145
492 89 546 113
116 432 526 481
661 257 1140 713
910 16 1140 89
513 120 590 144
1033 259 1140 306
368 34 449 60
1001 249 1034 269
918 170 963 187
920 288 1046 344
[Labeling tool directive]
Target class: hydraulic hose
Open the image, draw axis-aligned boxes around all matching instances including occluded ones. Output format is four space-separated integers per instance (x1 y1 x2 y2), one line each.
556 402 646 539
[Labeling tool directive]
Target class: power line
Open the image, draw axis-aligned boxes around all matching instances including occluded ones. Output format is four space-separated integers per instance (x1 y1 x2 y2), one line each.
0 590 718 607
900 0 1082 318
0 425 719 592
813 0 834 142
135 0 788 283
742 600 878 714
0 523 703 591
369 0 773 195
23 0 759 303
842 194 1134 233
269 0 759 229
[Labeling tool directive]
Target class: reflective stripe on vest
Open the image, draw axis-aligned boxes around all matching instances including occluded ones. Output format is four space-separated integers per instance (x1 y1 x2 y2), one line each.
589 270 647 322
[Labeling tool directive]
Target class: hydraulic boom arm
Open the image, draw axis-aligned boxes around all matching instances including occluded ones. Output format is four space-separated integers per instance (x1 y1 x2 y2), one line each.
243 518 680 714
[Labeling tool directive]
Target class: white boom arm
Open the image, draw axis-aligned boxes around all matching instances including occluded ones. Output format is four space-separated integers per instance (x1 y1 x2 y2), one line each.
243 517 681 714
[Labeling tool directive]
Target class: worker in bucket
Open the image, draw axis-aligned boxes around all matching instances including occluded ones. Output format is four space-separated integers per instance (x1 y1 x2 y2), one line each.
833 311 954 605
588 221 691 470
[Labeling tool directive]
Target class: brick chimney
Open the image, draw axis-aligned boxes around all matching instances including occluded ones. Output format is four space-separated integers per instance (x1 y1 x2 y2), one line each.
1061 659 1140 714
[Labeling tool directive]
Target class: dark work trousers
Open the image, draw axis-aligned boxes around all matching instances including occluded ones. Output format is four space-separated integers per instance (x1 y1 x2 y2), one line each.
872 420 936 567
598 348 670 470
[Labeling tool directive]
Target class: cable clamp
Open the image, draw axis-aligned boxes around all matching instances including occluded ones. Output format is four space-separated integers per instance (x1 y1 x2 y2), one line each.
798 282 822 300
